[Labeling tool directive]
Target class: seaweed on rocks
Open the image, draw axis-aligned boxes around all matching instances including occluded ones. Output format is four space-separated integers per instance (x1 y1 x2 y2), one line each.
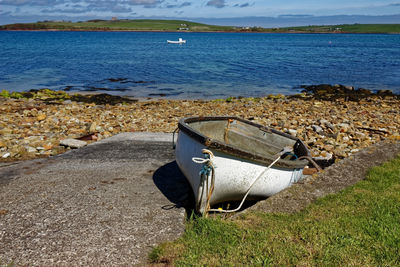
1 89 137 105
70 93 138 105
296 84 399 101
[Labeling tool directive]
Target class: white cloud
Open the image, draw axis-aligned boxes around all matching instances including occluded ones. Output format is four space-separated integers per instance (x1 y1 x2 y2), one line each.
206 0 225 8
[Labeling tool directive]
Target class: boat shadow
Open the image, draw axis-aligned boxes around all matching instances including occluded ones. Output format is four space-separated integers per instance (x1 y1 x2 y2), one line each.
153 161 264 217
153 161 195 215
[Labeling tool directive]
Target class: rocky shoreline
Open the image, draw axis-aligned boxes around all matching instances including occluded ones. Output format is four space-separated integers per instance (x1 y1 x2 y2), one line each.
1 86 399 164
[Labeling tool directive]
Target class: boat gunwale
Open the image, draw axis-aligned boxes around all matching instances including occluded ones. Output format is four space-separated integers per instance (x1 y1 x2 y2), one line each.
178 116 310 169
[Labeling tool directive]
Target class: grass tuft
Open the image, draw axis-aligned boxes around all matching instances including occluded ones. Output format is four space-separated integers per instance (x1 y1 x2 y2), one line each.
151 155 400 266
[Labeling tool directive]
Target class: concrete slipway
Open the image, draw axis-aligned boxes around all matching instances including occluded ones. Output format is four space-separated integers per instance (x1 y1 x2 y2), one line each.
0 132 191 266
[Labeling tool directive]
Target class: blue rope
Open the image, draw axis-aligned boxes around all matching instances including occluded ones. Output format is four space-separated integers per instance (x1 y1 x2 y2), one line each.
282 152 298 160
199 154 212 176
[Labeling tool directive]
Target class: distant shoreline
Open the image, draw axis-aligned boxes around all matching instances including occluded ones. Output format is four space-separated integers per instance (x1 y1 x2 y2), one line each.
1 20 399 34
1 29 399 34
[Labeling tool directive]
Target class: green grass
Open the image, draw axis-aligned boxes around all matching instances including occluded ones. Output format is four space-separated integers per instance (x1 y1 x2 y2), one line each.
0 19 235 32
273 24 400 33
1 20 398 33
151 155 400 266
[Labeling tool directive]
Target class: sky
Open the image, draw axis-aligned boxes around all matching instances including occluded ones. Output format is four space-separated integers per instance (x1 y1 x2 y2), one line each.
0 0 399 25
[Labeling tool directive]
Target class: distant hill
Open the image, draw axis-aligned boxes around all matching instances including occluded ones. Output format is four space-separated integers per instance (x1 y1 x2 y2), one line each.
271 24 400 34
0 19 399 34
195 14 400 28
0 19 235 32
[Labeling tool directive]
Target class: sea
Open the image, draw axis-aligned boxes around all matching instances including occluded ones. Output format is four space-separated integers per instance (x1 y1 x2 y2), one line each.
0 31 399 99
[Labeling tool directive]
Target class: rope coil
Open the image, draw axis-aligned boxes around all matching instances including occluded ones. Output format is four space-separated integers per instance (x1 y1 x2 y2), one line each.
192 149 216 215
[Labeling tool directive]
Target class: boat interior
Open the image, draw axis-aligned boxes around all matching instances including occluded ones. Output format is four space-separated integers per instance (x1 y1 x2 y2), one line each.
187 118 308 159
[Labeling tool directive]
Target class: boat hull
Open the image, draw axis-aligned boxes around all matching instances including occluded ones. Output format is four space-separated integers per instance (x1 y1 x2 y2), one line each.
167 40 186 44
176 130 304 214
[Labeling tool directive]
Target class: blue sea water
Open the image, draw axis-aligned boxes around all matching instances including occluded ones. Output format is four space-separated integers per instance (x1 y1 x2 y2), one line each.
0 31 399 99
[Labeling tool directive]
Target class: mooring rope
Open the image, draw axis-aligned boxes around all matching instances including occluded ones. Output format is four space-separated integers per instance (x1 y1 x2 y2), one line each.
192 146 294 215
192 149 216 216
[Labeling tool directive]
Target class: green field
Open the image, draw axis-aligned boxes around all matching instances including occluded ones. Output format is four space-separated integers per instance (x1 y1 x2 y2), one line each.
0 19 235 32
268 24 400 33
0 20 399 33
150 155 400 265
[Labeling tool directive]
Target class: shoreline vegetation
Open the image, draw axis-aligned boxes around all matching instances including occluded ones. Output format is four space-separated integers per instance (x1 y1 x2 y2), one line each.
0 19 399 34
0 85 399 163
150 155 400 265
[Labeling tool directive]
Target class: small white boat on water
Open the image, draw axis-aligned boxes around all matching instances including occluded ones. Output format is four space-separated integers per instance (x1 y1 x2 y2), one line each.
175 116 311 214
167 38 186 44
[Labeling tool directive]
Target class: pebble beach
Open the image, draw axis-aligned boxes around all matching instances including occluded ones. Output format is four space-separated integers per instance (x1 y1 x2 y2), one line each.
1 87 399 164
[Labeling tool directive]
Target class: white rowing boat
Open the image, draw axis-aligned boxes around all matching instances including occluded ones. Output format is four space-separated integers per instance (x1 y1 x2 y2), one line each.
175 116 311 214
167 38 186 44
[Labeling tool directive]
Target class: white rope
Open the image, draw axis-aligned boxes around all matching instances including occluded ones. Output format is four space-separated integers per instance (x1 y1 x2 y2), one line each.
192 149 216 215
208 154 281 213
192 146 293 215
192 157 210 164
192 147 293 214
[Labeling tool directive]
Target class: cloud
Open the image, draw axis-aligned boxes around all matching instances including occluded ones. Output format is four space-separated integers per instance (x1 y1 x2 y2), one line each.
40 2 135 13
42 7 87 13
0 0 167 14
166 1 191 8
0 0 64 6
129 0 161 4
234 3 251 8
0 0 163 7
87 3 134 13
206 0 225 8
388 2 400 6
0 10 11 15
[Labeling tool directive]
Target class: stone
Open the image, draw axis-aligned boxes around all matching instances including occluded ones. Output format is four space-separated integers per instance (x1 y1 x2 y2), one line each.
322 152 333 160
60 139 87 149
0 128 12 135
1 152 11 158
303 167 318 175
288 129 297 136
334 149 347 158
355 132 366 139
43 143 54 150
0 140 7 148
37 113 46 121
390 135 400 141
89 122 97 133
319 119 335 130
338 123 350 133
312 125 323 133
1 91 399 162
25 146 37 153
325 122 334 130
103 131 112 138
342 136 350 142
377 90 393 96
